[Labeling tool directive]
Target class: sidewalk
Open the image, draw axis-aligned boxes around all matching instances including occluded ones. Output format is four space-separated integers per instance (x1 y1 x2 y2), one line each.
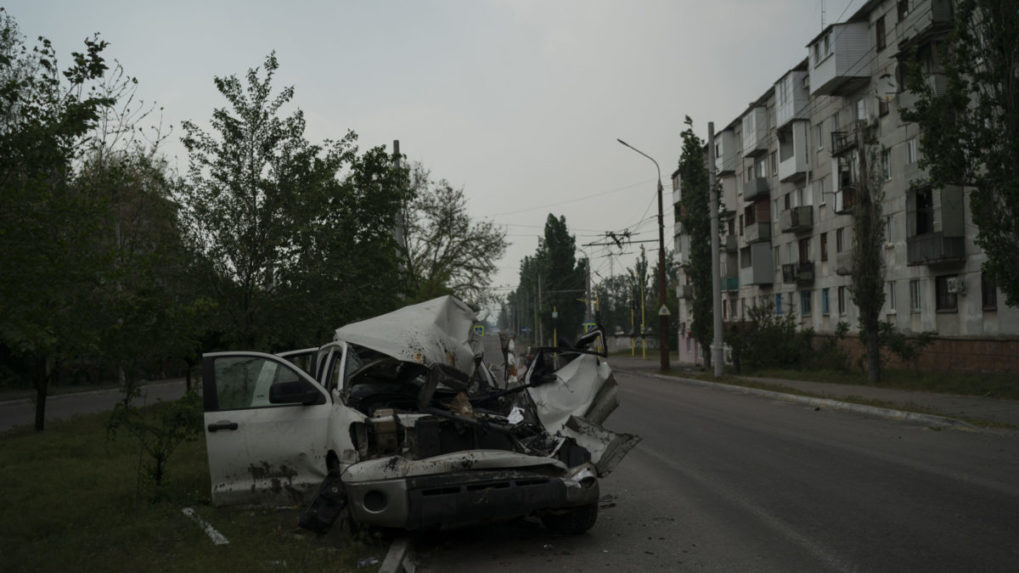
607 355 1019 428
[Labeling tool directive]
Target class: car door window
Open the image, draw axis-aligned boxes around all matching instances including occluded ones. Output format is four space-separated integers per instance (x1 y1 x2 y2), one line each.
212 356 303 410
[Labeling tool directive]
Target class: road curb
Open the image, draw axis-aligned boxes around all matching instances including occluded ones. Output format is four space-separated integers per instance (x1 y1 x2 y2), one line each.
617 367 978 431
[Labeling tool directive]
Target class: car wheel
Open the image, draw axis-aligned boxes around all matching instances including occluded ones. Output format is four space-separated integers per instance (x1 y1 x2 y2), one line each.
540 503 598 535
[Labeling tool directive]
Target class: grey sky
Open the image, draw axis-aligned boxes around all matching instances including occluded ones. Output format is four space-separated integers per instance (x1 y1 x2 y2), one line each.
8 0 857 296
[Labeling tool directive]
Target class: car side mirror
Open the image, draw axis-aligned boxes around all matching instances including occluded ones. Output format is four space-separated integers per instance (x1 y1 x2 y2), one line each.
270 380 326 405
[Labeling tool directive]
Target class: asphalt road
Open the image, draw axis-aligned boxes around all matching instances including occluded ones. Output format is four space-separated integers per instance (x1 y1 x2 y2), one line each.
416 366 1019 572
0 379 189 432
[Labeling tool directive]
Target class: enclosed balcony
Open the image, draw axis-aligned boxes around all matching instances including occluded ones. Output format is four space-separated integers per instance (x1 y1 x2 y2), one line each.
724 234 738 253
831 125 859 157
739 242 773 286
744 177 770 201
745 221 771 243
775 69 809 129
782 262 815 285
742 106 769 157
779 206 813 233
714 130 738 175
809 22 871 96
835 250 853 276
778 121 809 182
896 0 954 46
722 277 739 292
907 232 965 266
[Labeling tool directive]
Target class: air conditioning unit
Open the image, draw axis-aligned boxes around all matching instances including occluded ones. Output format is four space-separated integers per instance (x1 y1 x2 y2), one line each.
946 277 966 295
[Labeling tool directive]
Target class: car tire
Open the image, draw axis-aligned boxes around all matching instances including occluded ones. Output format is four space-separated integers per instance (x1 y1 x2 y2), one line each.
541 503 598 535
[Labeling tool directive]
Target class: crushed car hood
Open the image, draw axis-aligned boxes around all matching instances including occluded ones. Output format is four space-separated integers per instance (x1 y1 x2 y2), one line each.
334 295 479 374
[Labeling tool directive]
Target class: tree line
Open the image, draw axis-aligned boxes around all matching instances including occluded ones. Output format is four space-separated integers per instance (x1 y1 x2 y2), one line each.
0 10 506 430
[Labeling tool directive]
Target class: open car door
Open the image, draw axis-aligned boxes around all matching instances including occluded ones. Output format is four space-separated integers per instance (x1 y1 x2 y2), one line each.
202 351 332 506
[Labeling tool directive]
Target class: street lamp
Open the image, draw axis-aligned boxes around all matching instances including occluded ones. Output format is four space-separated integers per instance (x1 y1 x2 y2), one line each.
617 138 670 372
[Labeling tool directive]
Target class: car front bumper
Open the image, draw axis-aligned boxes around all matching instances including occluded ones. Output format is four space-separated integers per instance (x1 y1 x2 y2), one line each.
344 468 600 530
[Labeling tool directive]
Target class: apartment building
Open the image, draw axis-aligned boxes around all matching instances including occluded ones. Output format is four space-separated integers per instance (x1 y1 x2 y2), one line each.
674 0 1019 371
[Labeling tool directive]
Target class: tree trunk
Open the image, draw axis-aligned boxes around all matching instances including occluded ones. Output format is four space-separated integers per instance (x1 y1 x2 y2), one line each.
865 327 881 383
702 342 712 369
33 355 51 432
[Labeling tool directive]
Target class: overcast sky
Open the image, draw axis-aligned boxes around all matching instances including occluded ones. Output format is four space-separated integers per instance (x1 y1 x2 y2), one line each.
8 0 857 299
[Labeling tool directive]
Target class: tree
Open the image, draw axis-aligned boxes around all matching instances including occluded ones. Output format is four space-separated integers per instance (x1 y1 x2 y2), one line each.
677 117 714 366
902 0 1019 305
0 9 115 430
848 124 887 383
178 53 387 349
511 215 585 346
400 165 507 303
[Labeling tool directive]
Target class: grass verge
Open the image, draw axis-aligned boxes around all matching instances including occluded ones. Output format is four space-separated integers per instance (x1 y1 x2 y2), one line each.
668 369 1017 430
0 403 384 573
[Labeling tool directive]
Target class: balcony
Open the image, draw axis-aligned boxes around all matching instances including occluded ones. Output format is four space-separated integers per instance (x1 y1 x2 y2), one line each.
835 250 853 276
907 232 965 266
782 262 815 285
745 221 771 243
715 130 737 175
724 234 738 253
742 107 769 157
775 70 809 129
778 121 808 182
831 127 858 156
896 0 954 47
722 277 739 292
739 242 774 286
779 206 813 233
834 187 857 214
809 22 871 96
744 177 770 201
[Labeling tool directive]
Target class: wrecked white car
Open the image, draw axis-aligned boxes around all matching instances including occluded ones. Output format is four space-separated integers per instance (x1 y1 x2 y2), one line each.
201 295 638 533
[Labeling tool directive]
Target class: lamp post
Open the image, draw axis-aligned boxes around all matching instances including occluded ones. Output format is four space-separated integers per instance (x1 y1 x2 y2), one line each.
617 138 670 372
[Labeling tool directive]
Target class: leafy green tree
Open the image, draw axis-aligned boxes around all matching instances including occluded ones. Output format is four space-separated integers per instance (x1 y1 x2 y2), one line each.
511 215 585 346
179 53 410 349
901 0 1019 305
400 165 507 303
0 9 115 430
677 117 714 365
849 125 887 383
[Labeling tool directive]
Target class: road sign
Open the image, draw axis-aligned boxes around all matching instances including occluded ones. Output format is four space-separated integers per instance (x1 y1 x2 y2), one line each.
473 324 485 336
582 322 597 332
658 304 671 316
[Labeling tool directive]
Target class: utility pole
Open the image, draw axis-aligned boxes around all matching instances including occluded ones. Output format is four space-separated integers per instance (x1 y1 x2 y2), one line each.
617 138 671 371
585 258 592 323
709 122 723 377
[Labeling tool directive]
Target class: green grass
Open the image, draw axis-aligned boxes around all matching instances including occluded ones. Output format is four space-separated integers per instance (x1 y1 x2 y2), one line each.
666 369 1018 429
0 404 384 573
747 367 1019 400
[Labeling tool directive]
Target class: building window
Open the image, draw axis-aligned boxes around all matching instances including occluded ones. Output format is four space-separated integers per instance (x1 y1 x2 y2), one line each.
822 288 830 316
906 138 918 164
836 228 845 252
856 98 867 121
771 151 778 175
798 237 810 262
757 159 767 178
910 279 923 313
915 188 934 235
935 275 959 312
824 34 830 56
982 273 997 311
885 214 894 243
800 290 812 316
882 149 891 181
776 294 783 316
837 286 847 315
820 232 829 261
774 246 780 266
876 16 886 52
888 281 896 311
878 97 890 116
816 122 824 150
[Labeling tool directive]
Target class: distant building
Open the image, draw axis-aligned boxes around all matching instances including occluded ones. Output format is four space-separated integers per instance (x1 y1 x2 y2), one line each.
673 0 1019 372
